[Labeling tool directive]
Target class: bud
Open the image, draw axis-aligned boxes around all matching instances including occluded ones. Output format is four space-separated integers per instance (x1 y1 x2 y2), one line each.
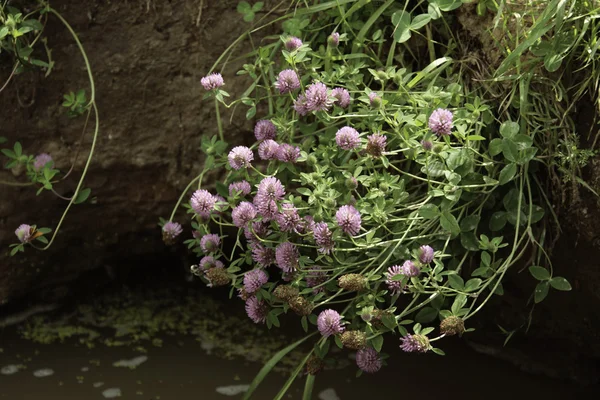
306 355 324 375
289 296 314 316
360 306 375 323
273 285 299 302
368 92 382 108
345 176 358 190
440 316 465 336
327 32 340 47
205 267 230 287
376 70 388 81
433 144 444 154
338 274 367 292
307 154 318 166
421 140 433 151
378 182 389 192
340 330 367 350
324 198 337 208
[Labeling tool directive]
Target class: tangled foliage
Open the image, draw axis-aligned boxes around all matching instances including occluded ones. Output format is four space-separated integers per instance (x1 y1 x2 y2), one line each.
159 2 600 395
1 1 98 255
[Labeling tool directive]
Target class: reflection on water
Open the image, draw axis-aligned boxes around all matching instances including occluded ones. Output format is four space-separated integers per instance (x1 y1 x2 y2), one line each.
0 285 596 399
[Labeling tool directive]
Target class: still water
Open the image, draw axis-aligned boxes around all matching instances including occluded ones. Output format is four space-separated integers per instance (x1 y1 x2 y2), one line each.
0 285 594 399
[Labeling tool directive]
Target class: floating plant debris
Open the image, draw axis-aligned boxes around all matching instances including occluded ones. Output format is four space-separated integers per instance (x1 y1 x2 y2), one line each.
215 384 250 396
33 368 54 377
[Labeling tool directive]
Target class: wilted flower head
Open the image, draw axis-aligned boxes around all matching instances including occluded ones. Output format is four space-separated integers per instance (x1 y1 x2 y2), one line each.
356 348 382 373
400 334 430 353
285 36 303 51
245 296 268 324
244 269 269 294
338 274 367 292
162 222 183 245
275 241 299 273
276 203 302 233
418 245 435 264
345 176 358 190
254 120 277 141
289 296 314 316
205 267 230 287
366 133 387 157
33 153 53 171
273 284 299 302
200 233 220 253
306 355 325 376
275 143 300 163
385 265 404 295
335 126 361 150
257 176 285 201
401 260 420 278
421 139 433 151
251 244 276 267
190 189 216 217
15 224 32 243
293 94 309 116
428 108 453 136
201 72 224 90
440 316 465 336
331 87 351 108
336 205 361 236
275 69 301 94
304 82 332 113
258 139 280 160
232 201 257 228
328 32 340 47
368 92 381 107
228 146 254 170
229 180 252 197
313 222 334 254
317 309 345 337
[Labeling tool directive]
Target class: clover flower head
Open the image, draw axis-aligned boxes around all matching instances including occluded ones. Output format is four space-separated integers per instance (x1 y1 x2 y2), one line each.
428 108 453 136
275 69 301 94
317 309 344 337
33 153 53 171
200 233 221 253
275 241 299 273
276 143 300 163
285 36 303 51
336 205 361 236
245 296 268 324
254 120 277 141
331 87 351 108
201 73 224 90
356 348 382 373
228 146 254 170
15 224 32 243
190 189 216 217
229 180 252 197
335 126 361 150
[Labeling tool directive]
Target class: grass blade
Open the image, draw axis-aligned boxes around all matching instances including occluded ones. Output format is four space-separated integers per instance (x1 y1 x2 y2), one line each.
243 333 315 400
495 0 563 76
302 374 315 400
273 350 314 400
